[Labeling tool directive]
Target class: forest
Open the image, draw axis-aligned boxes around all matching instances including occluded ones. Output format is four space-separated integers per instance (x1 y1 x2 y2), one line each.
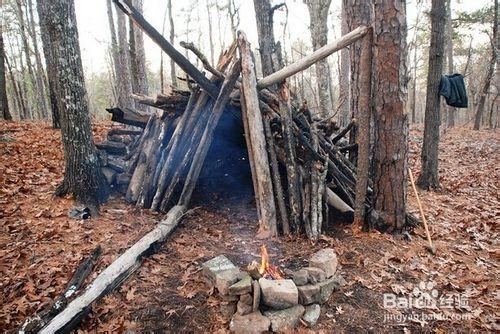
0 0 497 332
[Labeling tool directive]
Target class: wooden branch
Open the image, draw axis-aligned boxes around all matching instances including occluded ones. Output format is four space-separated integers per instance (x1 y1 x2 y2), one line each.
39 205 187 333
112 0 219 98
331 119 356 143
326 188 353 213
257 26 369 89
180 41 224 79
239 31 278 237
178 61 241 205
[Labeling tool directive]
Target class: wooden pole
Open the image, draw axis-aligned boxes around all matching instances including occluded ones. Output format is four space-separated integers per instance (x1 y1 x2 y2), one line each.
257 26 369 89
112 0 219 98
353 29 373 228
238 31 278 237
408 168 435 254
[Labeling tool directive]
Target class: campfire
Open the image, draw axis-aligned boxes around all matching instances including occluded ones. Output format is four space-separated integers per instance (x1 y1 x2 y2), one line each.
202 247 344 332
247 245 284 280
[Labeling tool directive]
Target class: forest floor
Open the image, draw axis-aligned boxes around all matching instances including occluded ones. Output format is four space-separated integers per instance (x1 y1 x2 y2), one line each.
0 120 498 333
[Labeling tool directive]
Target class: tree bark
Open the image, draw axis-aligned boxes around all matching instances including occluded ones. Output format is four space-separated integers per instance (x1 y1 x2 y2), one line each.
253 0 284 77
45 0 109 209
0 19 12 120
473 0 497 130
338 1 350 127
37 0 60 128
418 0 446 190
305 0 333 118
372 0 408 232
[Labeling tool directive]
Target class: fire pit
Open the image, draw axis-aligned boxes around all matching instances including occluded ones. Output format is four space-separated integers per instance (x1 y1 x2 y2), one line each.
202 247 345 333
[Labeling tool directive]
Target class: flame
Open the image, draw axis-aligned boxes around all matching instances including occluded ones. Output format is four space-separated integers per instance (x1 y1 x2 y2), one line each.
258 245 283 280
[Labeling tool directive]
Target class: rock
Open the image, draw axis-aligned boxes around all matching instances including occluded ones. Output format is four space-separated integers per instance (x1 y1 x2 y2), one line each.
302 304 321 327
309 248 338 278
237 299 253 315
220 301 237 320
240 293 253 305
202 255 241 295
305 267 326 284
221 294 239 302
291 269 309 286
229 275 253 295
333 274 347 287
230 311 270 334
259 278 298 310
317 277 340 304
252 280 261 312
264 305 305 332
297 284 320 305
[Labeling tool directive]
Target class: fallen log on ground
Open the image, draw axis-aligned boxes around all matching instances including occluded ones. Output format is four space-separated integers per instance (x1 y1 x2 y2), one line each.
38 205 187 333
19 246 102 333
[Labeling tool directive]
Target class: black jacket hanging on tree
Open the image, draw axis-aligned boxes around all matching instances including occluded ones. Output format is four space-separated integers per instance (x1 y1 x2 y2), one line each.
439 73 468 108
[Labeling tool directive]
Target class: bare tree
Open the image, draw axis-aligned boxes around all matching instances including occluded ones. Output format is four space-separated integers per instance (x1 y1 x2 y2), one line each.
168 0 177 87
304 0 332 118
128 0 149 111
15 0 46 119
253 0 284 77
36 0 60 127
372 0 408 231
115 3 133 109
0 19 12 121
44 0 108 209
473 0 497 130
418 0 446 190
446 0 455 128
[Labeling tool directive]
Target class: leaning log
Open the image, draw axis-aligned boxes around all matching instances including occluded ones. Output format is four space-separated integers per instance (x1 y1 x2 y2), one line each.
39 205 187 333
239 31 278 237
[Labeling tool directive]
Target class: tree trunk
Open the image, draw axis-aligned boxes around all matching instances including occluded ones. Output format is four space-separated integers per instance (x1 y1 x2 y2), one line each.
372 0 408 232
253 0 283 78
128 0 149 112
338 1 350 127
473 0 497 130
305 0 332 118
16 0 46 119
206 0 215 66
0 20 12 121
115 3 134 109
446 0 455 128
106 0 120 102
5 55 25 120
37 0 60 128
167 0 177 87
45 0 109 209
417 0 446 190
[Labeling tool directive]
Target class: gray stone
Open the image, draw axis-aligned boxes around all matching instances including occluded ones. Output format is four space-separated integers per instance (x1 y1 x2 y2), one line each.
291 269 309 286
237 299 253 315
264 305 305 332
252 280 261 312
229 275 253 295
302 304 321 327
240 293 253 305
297 284 320 305
221 294 239 302
220 301 237 320
259 278 299 310
305 267 327 284
317 277 339 303
202 255 241 295
333 274 347 287
230 311 271 334
309 248 338 278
